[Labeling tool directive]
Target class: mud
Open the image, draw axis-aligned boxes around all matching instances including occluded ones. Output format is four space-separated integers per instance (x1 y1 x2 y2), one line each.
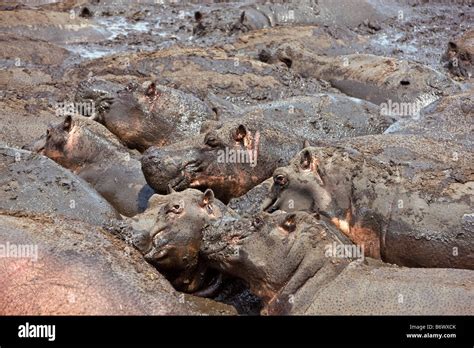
0 212 235 315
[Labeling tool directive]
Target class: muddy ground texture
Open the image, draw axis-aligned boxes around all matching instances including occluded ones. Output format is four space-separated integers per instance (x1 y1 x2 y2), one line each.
0 0 473 315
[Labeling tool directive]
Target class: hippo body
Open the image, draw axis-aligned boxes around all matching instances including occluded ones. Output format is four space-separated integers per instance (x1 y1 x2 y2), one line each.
0 146 119 225
142 94 394 203
75 79 216 152
202 212 474 315
0 212 234 315
262 134 473 268
276 45 460 106
29 115 154 217
262 93 473 268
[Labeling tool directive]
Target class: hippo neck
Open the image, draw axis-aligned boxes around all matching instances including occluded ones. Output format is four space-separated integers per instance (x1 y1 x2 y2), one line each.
263 219 356 315
74 128 130 168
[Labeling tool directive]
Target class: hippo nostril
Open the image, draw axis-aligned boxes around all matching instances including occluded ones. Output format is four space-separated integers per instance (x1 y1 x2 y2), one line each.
274 174 288 185
266 205 278 213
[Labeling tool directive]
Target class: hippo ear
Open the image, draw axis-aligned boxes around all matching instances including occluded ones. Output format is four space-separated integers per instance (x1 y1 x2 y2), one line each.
63 115 72 132
200 189 215 206
145 82 157 98
167 184 176 194
234 124 248 142
281 214 297 233
300 149 313 170
303 140 311 149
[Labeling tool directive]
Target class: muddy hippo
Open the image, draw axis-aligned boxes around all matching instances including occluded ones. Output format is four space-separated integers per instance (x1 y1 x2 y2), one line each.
233 0 388 32
26 115 154 217
442 29 473 79
261 134 473 269
274 43 460 106
128 188 234 295
0 145 119 225
0 212 235 315
201 211 474 315
142 94 394 203
75 79 216 152
385 91 473 147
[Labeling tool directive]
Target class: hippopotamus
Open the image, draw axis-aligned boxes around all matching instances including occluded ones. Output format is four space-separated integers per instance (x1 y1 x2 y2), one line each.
75 79 216 152
261 133 473 269
25 115 154 217
274 43 460 106
125 188 262 313
442 29 473 79
233 0 388 32
385 91 473 147
0 212 235 315
128 188 234 295
201 211 474 315
0 145 119 225
65 45 325 109
142 94 395 203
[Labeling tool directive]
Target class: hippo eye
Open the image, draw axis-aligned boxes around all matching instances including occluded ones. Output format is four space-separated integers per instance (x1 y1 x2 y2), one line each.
46 129 51 138
252 217 264 229
273 174 288 186
205 135 220 147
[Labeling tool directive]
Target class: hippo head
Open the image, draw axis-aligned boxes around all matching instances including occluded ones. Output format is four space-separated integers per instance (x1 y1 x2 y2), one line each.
201 211 352 313
74 78 122 122
262 147 353 219
131 188 232 293
141 121 265 203
25 115 126 171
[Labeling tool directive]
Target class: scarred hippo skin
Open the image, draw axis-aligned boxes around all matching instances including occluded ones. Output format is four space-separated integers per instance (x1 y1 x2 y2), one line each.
126 188 233 295
75 79 216 152
201 212 474 315
0 146 119 225
274 43 460 106
0 212 235 315
141 94 394 203
27 115 154 217
442 28 473 79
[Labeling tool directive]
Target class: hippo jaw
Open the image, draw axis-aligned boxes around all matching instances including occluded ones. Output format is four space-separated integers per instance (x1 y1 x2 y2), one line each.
201 212 311 304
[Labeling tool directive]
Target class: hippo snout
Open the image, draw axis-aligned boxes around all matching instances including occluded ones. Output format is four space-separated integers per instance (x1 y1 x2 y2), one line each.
141 146 202 193
132 229 153 254
22 135 46 153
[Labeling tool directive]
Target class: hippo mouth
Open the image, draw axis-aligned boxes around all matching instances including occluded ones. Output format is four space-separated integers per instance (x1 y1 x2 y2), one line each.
168 160 204 191
141 227 169 264
201 222 253 264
